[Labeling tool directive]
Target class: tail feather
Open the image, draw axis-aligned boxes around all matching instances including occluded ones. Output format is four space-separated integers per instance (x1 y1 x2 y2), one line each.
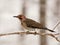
48 29 55 32
43 28 55 32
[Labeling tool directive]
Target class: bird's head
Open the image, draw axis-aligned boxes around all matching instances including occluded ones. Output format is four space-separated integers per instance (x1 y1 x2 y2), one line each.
13 14 26 21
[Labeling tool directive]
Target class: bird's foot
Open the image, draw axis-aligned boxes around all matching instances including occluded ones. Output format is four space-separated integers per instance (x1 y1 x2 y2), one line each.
34 31 37 35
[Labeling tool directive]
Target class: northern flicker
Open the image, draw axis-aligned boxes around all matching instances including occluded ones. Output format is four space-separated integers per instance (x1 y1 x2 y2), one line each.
13 14 55 32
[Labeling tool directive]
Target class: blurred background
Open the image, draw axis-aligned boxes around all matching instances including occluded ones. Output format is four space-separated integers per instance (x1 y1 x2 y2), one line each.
0 0 60 45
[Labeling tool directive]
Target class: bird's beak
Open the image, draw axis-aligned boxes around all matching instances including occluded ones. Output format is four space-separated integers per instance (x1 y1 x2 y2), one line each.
13 16 18 18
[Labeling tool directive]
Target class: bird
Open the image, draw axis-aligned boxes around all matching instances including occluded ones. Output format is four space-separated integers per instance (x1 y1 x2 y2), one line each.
13 14 55 32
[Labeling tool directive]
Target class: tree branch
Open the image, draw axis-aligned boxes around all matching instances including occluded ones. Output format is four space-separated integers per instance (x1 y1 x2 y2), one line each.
0 31 60 42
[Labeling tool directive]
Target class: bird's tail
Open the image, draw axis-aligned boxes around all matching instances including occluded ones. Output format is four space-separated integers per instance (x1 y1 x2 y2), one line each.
47 29 55 32
43 28 55 32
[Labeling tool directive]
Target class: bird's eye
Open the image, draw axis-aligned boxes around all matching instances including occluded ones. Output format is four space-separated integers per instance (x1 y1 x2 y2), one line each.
19 18 22 19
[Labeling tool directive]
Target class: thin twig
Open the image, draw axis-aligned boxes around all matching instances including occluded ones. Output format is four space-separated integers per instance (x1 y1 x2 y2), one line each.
53 21 60 30
0 32 60 42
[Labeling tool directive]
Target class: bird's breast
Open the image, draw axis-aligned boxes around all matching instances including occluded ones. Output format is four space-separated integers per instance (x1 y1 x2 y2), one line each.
21 22 35 30
21 22 29 29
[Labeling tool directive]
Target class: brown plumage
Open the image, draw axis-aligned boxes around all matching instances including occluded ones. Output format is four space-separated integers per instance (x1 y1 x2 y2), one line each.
13 14 55 32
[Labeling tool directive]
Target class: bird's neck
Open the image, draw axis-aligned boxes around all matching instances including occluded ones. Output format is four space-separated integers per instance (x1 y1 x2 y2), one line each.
21 18 26 22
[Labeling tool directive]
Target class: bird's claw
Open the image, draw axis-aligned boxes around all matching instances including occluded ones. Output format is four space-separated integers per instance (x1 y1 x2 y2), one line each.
34 31 37 35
